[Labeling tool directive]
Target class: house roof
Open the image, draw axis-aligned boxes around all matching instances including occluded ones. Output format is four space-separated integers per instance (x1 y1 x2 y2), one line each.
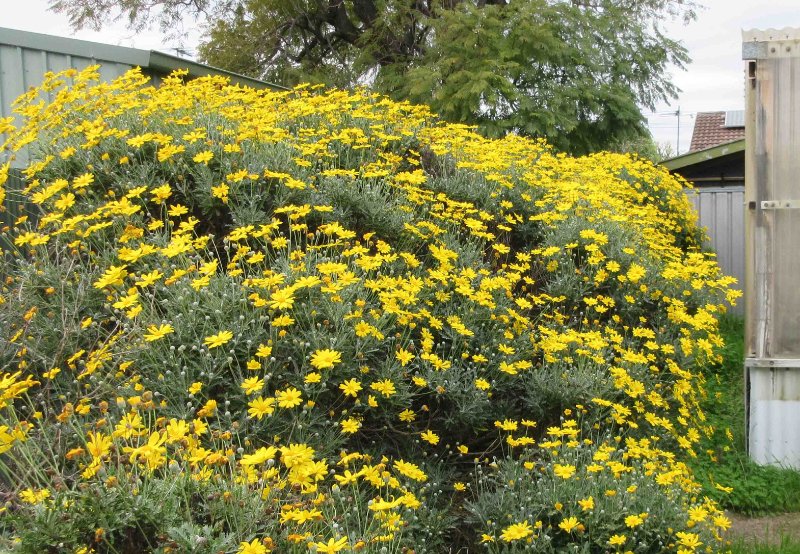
689 111 745 152
0 26 287 91
662 138 745 172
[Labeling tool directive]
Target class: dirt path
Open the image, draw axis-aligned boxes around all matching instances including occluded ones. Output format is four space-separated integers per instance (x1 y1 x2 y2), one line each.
725 512 800 545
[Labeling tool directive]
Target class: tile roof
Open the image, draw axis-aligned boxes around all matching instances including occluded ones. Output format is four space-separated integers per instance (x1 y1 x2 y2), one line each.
689 111 745 152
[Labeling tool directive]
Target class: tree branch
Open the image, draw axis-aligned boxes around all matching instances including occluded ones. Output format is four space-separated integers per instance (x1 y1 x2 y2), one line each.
326 0 361 44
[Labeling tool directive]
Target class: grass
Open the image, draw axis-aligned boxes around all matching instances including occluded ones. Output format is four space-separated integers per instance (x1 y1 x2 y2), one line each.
730 537 800 554
731 536 800 554
691 315 800 516
690 315 800 552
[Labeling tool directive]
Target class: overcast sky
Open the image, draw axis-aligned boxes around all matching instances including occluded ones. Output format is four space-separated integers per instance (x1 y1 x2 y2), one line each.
2 0 202 55
3 0 800 155
647 0 799 154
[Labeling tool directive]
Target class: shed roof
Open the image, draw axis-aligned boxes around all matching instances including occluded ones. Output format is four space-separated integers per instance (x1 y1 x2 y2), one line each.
662 138 745 172
689 111 745 152
0 26 286 91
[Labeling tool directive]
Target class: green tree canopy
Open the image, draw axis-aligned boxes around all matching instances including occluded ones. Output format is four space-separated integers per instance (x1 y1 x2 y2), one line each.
50 0 694 154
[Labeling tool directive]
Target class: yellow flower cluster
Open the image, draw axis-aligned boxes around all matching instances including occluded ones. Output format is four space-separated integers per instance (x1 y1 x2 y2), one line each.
0 66 738 551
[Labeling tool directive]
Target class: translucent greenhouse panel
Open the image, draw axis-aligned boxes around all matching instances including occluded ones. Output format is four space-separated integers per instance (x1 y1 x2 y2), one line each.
744 28 800 467
745 48 800 360
771 209 800 357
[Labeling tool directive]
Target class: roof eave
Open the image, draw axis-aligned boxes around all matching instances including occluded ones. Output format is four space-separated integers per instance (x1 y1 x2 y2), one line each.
147 50 288 91
0 26 150 66
662 139 746 171
0 26 287 91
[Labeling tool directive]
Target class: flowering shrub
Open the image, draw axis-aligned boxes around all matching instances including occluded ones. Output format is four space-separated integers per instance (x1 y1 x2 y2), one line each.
0 67 739 553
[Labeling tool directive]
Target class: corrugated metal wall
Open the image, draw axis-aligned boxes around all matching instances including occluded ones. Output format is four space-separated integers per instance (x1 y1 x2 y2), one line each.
685 185 745 315
0 42 140 167
0 46 134 116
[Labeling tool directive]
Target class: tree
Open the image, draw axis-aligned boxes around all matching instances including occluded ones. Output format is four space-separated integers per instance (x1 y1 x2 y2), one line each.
49 0 695 154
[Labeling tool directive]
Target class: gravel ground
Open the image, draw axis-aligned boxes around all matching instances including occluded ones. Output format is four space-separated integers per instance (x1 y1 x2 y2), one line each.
725 512 800 545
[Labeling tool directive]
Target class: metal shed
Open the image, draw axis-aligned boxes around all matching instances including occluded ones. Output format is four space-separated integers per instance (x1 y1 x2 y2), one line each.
743 27 800 468
0 27 285 229
0 26 283 128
